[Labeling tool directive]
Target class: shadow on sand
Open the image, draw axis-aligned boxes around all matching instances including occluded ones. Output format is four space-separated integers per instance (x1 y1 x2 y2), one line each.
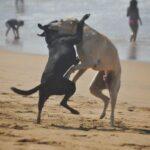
5 38 23 50
50 123 150 135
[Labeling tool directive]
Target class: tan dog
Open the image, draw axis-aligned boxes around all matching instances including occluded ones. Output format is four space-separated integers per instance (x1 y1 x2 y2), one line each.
51 18 121 127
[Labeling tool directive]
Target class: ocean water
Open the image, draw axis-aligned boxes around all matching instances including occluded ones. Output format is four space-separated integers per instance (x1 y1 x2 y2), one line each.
0 0 150 62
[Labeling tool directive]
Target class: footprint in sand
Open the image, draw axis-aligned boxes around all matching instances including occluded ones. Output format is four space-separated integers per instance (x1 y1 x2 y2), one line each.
10 124 28 130
127 106 136 112
128 106 150 112
0 123 11 129
0 130 19 137
1 92 10 95
121 143 150 149
1 92 15 96
15 110 35 114
17 138 39 143
71 134 87 137
17 138 62 146
138 107 150 112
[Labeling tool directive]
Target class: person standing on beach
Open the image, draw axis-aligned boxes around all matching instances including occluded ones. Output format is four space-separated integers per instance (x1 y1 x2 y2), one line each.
5 19 24 39
127 0 142 42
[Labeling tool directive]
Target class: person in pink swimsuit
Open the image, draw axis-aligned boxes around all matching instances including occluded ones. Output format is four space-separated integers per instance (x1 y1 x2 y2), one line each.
127 0 142 42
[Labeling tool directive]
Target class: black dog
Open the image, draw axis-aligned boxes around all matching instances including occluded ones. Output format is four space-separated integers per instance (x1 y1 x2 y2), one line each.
11 14 90 124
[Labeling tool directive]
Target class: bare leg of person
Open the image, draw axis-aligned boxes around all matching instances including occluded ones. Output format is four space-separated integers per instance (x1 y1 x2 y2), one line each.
12 28 18 39
16 28 20 39
5 27 11 36
133 24 138 42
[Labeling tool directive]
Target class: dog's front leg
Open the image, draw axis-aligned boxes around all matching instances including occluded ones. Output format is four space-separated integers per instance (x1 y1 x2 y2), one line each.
64 62 95 78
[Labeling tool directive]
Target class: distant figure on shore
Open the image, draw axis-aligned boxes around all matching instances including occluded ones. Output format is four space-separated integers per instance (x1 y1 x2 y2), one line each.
5 19 24 39
127 0 142 42
15 0 24 5
15 0 25 14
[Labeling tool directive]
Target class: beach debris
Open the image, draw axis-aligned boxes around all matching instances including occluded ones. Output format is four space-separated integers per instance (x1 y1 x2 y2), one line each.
127 106 135 112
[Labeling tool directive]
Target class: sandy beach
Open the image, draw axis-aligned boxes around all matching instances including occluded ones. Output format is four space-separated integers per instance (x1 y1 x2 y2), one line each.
0 49 150 150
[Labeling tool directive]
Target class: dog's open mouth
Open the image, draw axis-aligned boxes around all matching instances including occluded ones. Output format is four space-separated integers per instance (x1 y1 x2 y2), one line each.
37 32 45 37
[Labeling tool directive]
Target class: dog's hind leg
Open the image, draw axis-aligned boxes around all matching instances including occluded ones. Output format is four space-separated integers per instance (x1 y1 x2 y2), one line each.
89 71 110 119
37 90 48 124
108 72 121 127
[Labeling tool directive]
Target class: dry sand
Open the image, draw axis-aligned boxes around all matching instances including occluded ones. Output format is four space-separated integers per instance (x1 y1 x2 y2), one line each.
0 49 150 150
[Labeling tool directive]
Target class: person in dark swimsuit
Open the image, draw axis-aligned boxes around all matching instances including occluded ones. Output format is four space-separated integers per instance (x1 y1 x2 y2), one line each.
5 19 24 39
127 0 142 42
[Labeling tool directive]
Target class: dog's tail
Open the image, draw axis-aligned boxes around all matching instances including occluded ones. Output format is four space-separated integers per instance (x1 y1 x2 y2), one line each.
11 84 41 96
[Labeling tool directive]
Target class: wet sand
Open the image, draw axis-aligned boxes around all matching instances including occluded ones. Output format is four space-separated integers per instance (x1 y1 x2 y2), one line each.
1 0 150 61
0 49 150 150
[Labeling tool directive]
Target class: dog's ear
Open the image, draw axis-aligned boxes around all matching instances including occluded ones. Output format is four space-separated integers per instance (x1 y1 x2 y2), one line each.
37 32 45 37
50 20 58 23
38 23 44 30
